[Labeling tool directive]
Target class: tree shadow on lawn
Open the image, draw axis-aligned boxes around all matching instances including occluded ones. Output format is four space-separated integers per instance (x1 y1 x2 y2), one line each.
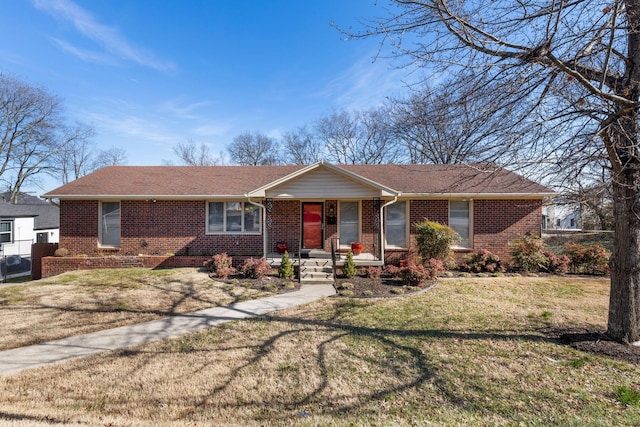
14 301 561 424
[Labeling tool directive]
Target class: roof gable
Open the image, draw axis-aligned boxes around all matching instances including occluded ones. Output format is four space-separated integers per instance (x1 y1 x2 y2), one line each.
250 162 397 198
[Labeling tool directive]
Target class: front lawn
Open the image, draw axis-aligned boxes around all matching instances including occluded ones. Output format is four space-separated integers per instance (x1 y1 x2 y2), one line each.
1 276 639 426
0 267 290 350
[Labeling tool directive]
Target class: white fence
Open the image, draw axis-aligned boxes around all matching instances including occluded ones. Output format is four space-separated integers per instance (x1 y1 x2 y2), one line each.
1 240 33 281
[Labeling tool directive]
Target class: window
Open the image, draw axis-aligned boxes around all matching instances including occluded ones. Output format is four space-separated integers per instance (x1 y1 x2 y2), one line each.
100 202 120 247
339 201 359 245
385 201 407 248
0 220 12 244
449 200 471 248
207 202 261 234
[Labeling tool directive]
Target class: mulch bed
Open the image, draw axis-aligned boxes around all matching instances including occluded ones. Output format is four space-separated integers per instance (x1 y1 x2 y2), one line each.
334 275 435 298
544 327 640 366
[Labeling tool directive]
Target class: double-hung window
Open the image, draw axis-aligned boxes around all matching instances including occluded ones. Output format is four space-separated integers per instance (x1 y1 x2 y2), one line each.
100 201 121 247
339 201 359 245
0 220 13 244
449 200 472 248
385 201 407 248
208 202 261 234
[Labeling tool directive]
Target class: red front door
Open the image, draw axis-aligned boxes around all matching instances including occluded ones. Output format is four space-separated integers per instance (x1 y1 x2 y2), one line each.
302 203 323 249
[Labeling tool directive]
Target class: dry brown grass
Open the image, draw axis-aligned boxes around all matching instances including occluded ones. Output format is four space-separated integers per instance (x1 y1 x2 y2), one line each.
0 268 277 350
1 276 640 426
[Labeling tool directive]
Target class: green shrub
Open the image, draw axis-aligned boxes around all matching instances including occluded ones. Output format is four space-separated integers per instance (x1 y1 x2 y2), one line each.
390 287 405 295
242 258 272 279
414 219 459 261
342 250 357 278
511 234 547 272
463 249 503 273
282 281 296 289
278 251 295 279
337 282 354 290
561 242 610 275
339 289 354 297
203 253 236 279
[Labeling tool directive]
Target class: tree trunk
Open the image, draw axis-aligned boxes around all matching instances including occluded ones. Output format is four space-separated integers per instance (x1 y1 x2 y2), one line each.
607 171 640 344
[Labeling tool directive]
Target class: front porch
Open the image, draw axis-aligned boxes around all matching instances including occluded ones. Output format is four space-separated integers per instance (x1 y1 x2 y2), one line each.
266 250 383 267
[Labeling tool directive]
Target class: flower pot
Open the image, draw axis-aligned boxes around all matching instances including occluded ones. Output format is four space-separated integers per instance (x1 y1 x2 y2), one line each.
276 242 288 254
350 242 363 256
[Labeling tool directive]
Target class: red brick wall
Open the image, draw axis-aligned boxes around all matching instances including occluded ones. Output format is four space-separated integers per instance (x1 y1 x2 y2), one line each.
473 199 542 261
41 255 210 279
268 200 300 255
385 199 542 265
59 200 263 257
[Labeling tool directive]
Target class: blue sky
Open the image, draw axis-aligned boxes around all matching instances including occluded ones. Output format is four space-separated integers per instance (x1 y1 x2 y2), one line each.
0 0 415 191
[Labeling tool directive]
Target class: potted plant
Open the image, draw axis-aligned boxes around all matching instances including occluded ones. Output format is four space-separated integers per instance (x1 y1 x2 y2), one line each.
350 241 363 256
276 242 288 254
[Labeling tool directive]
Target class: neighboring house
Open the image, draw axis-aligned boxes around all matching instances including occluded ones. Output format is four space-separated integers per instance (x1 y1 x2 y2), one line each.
0 192 59 278
0 192 59 256
543 199 582 231
42 162 554 270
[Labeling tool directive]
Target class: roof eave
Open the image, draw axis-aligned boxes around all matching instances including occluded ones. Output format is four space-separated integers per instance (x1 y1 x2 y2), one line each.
400 192 558 200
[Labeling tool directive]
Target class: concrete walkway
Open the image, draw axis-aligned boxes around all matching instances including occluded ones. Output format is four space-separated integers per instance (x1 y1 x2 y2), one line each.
0 284 335 376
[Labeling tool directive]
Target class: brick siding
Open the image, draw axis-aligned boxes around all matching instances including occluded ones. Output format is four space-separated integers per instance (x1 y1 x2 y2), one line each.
51 197 542 277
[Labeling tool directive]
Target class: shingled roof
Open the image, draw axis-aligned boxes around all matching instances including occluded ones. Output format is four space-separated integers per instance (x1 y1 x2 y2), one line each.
43 162 553 199
0 192 59 230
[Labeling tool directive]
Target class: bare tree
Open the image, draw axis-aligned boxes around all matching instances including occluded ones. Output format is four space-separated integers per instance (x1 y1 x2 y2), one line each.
93 147 127 168
282 126 324 164
315 108 398 164
50 123 96 184
172 139 225 166
346 0 640 343
0 73 94 202
390 77 518 165
228 131 281 165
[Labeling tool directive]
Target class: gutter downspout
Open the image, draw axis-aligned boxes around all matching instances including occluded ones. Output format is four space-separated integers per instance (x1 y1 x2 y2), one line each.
246 195 267 258
380 195 399 264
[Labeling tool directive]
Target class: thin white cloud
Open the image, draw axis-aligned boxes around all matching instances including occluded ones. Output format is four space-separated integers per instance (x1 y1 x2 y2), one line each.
191 123 231 138
84 111 176 143
52 38 117 66
319 53 413 111
157 99 214 120
33 0 175 71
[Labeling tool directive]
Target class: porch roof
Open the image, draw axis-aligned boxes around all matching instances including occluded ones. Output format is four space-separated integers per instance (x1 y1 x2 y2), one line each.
43 162 554 200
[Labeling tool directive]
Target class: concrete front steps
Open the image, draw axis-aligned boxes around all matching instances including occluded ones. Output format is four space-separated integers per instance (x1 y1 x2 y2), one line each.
299 258 335 285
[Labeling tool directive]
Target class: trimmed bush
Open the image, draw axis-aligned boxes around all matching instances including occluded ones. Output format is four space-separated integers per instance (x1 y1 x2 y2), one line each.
511 234 547 272
399 259 444 286
414 219 459 261
561 242 610 275
203 253 236 279
364 266 382 279
278 251 295 279
541 250 570 274
241 258 272 279
342 250 357 278
383 265 401 278
463 249 503 273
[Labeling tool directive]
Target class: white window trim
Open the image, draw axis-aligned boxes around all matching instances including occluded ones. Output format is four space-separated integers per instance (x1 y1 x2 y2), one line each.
98 201 121 248
206 201 262 235
449 199 473 250
0 220 13 244
384 200 409 249
338 200 361 247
